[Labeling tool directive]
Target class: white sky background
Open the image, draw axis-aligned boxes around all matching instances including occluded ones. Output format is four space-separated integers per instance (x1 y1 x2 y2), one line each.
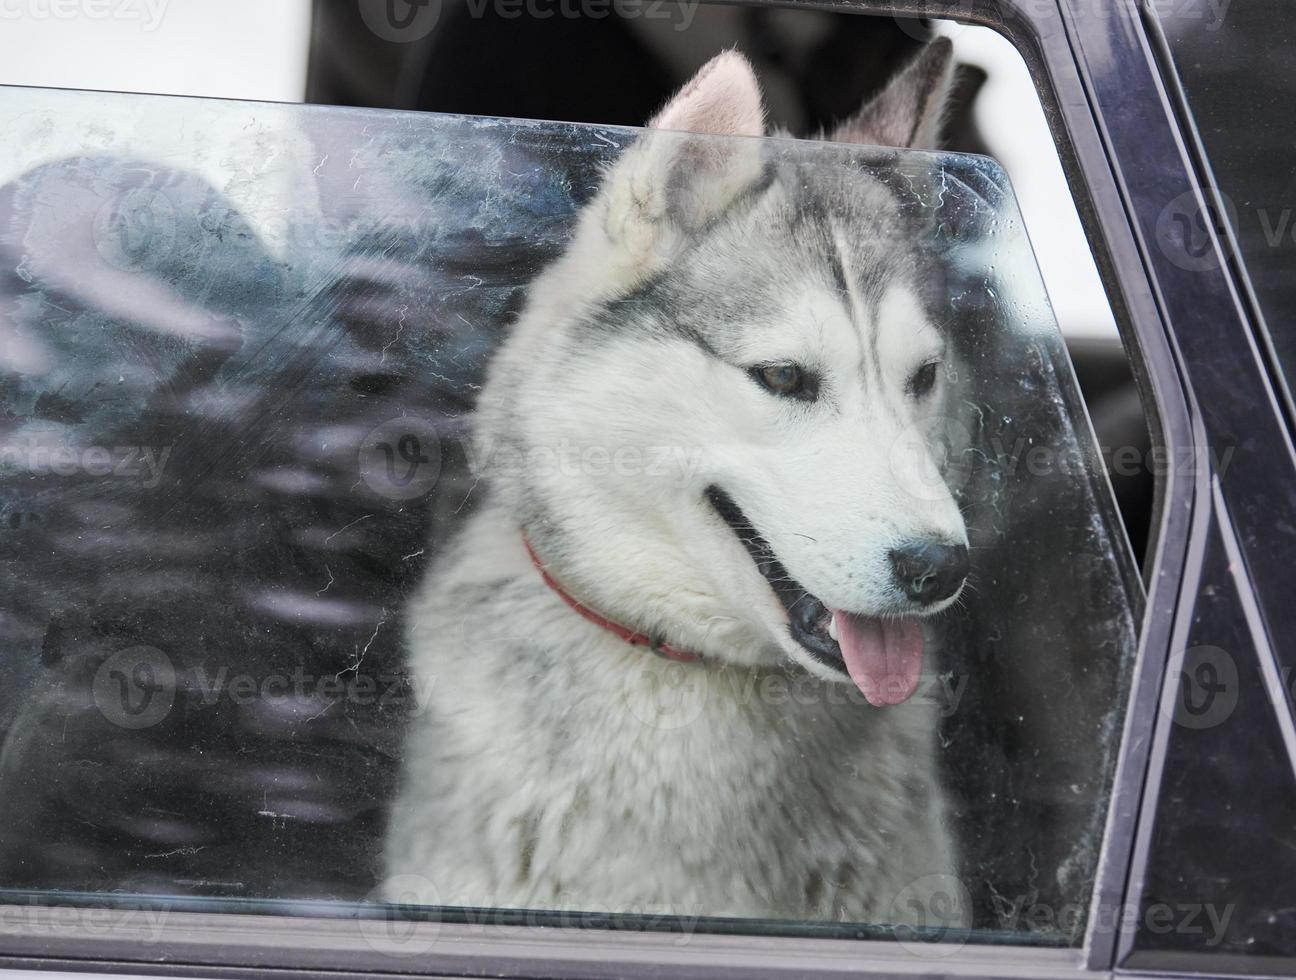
936 22 1118 340
0 3 1115 338
0 0 312 101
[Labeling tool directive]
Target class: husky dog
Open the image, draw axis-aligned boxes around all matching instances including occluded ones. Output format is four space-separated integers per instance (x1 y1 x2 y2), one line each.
386 40 971 925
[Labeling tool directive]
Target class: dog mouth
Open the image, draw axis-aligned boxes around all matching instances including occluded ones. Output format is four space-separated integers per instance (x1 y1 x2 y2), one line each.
705 486 923 707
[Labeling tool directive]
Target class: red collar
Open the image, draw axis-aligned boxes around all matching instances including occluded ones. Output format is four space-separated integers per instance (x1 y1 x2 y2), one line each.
523 536 700 663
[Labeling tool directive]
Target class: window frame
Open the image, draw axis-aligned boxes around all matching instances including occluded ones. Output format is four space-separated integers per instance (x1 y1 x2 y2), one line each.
1099 2 1296 974
0 0 1210 976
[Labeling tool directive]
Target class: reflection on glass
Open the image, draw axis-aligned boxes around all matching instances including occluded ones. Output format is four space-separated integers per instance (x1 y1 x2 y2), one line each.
0 42 1139 949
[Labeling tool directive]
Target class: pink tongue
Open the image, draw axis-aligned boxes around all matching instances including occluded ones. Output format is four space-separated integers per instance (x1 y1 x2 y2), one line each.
831 610 924 707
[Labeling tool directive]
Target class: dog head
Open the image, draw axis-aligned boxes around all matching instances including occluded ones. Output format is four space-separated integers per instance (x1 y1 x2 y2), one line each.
479 41 968 706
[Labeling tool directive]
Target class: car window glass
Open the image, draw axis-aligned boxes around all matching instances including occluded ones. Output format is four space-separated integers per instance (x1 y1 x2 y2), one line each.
0 82 1141 951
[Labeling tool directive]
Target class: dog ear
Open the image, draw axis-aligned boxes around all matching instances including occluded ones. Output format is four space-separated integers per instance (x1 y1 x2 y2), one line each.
829 38 955 150
645 49 766 145
588 51 766 282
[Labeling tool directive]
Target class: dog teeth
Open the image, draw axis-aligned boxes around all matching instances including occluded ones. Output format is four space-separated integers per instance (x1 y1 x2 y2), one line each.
827 617 839 642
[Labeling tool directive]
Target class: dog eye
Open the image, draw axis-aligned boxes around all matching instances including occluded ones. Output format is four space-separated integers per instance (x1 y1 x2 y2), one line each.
908 361 940 398
751 362 818 401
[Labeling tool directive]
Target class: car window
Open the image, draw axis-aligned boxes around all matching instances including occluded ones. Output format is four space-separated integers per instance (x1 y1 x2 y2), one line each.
1156 0 1296 412
0 65 1140 958
1127 2 1296 967
1127 508 1296 969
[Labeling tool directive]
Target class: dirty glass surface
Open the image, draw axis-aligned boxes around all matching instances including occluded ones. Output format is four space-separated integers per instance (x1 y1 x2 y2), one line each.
0 85 1141 950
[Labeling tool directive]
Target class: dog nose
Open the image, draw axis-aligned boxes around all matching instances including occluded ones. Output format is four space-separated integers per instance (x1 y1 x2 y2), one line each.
889 541 969 605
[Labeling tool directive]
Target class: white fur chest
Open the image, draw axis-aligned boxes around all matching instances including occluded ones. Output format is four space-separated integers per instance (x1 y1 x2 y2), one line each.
385 514 957 924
